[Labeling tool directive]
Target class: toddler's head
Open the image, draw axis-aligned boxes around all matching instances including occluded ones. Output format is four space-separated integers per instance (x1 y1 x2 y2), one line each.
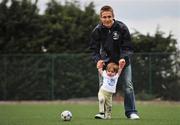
106 63 119 77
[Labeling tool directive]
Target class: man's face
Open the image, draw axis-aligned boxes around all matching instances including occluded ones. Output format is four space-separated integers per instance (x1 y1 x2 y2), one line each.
100 11 114 28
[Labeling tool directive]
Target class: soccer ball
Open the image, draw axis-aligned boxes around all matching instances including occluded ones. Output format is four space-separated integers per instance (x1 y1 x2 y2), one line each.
60 110 72 121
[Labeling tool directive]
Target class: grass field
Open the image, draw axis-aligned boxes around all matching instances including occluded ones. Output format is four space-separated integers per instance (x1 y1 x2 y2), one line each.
0 101 179 125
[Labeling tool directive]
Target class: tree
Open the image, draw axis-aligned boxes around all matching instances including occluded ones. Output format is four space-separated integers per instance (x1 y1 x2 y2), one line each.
0 0 99 53
132 28 177 52
42 0 98 53
0 0 179 100
131 28 179 100
0 0 42 53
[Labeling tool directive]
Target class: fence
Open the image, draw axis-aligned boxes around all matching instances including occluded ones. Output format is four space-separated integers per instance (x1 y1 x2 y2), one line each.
0 52 179 100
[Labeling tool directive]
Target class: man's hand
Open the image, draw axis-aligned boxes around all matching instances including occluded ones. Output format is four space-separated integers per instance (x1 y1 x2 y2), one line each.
97 60 105 69
119 59 126 69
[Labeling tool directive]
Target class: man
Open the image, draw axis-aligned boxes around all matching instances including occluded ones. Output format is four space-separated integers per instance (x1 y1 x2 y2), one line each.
89 5 140 120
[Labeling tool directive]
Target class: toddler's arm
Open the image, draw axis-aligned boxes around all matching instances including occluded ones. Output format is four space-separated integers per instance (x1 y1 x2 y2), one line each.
118 59 126 75
97 60 104 75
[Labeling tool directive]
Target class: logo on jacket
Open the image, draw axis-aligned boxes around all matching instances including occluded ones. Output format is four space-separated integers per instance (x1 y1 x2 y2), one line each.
112 31 119 40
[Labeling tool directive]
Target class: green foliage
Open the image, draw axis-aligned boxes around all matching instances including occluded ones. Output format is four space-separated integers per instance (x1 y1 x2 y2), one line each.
132 28 177 52
0 54 52 100
0 0 179 100
43 1 98 53
131 29 179 100
0 0 41 53
131 53 179 99
0 54 98 100
53 53 98 99
0 53 179 100
0 0 99 53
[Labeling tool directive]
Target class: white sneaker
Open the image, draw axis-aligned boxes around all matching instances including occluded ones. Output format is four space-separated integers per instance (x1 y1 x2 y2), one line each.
95 113 105 119
129 113 140 120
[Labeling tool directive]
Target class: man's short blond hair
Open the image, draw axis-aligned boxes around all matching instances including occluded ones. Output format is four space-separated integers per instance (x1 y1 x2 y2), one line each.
100 5 114 17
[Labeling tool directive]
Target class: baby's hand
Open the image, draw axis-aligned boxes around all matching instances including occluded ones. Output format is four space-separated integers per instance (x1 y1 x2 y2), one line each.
97 60 104 69
119 59 126 69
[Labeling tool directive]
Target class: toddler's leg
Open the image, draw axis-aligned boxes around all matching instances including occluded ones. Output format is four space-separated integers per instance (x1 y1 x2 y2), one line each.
95 89 106 119
98 90 105 113
105 93 112 119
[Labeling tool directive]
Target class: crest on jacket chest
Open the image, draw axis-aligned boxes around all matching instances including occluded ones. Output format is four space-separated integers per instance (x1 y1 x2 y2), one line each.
112 31 120 40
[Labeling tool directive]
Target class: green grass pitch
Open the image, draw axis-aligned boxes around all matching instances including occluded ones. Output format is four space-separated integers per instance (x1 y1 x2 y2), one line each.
0 101 179 125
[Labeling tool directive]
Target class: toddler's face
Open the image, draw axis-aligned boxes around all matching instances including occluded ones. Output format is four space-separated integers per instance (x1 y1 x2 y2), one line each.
106 70 116 77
